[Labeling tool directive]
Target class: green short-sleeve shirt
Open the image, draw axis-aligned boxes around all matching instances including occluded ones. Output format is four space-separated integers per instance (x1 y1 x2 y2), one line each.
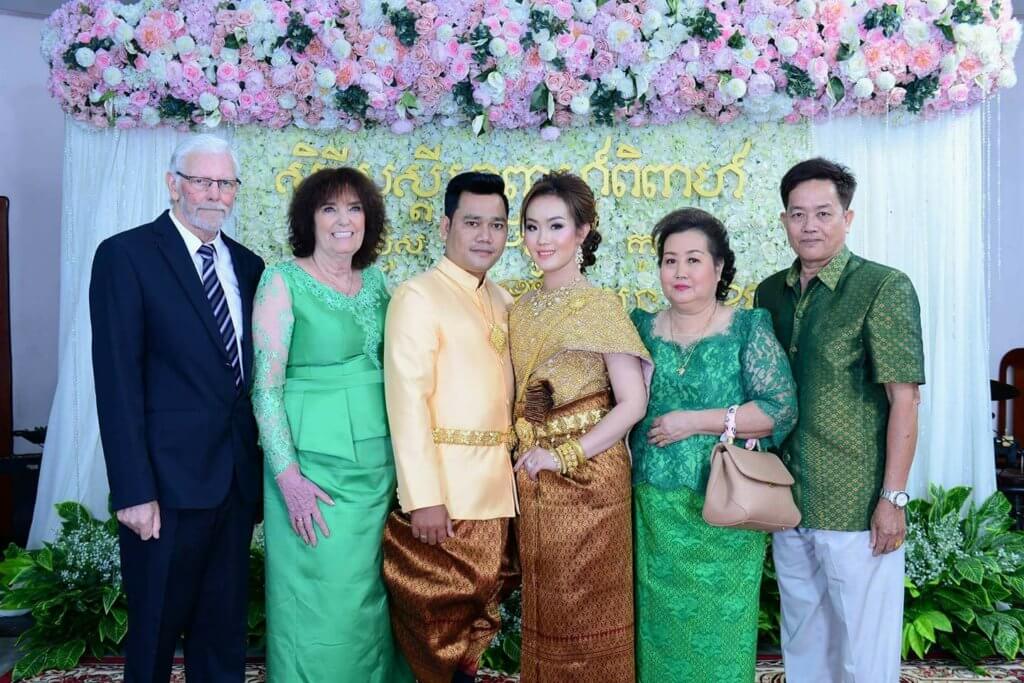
755 247 926 531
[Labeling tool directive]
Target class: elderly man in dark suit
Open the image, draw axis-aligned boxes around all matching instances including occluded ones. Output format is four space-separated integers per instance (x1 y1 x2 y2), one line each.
90 134 265 682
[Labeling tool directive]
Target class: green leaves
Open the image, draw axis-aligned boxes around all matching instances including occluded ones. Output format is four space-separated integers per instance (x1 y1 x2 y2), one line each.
681 9 722 41
862 4 903 37
781 64 817 98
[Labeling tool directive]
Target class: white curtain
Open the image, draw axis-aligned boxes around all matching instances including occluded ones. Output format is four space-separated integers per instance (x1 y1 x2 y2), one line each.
29 114 994 545
811 110 995 501
27 121 233 547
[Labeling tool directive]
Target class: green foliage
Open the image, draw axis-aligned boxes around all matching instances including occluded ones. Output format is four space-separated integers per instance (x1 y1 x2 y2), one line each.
589 82 629 125
334 85 370 119
902 485 1024 667
453 79 485 119
468 24 494 66
61 37 113 71
283 12 315 53
0 504 269 681
904 75 940 113
863 4 903 37
682 8 722 41
952 0 986 24
1 503 125 680
157 95 197 123
759 486 1024 670
481 589 522 673
388 7 419 48
727 31 746 49
781 64 817 98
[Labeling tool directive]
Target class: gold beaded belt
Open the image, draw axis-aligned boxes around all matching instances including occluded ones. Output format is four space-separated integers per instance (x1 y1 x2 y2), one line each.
431 428 513 447
513 407 608 454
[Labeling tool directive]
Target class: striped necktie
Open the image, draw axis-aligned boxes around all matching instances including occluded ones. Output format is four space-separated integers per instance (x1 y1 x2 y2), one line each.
197 244 243 390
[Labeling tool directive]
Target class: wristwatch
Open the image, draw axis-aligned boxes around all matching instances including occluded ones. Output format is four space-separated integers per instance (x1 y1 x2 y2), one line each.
880 487 910 509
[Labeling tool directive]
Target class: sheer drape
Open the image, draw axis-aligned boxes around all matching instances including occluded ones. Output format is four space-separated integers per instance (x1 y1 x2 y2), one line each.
29 114 993 544
811 110 995 501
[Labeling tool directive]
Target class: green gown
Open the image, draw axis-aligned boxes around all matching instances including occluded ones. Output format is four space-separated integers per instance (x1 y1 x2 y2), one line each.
629 307 797 683
252 261 411 683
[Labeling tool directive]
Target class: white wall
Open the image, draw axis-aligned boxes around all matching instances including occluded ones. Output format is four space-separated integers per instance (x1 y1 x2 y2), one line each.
990 43 1024 381
0 12 62 442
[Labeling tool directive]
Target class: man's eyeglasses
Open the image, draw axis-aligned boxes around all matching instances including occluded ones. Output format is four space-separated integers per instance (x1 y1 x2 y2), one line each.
176 172 242 193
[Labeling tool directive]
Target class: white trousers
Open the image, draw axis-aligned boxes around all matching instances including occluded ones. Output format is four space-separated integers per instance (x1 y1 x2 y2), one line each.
772 528 905 683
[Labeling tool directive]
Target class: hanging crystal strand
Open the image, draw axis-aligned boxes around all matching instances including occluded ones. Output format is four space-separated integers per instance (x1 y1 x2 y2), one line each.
995 92 1002 277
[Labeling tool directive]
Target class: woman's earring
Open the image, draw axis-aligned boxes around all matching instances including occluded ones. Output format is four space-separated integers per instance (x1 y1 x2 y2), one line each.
575 246 584 267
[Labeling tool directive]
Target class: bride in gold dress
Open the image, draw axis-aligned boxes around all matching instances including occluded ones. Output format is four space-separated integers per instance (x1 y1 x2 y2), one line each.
510 172 651 682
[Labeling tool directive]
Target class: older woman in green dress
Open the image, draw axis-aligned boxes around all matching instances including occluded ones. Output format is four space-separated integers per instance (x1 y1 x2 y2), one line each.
252 168 411 682
630 209 797 682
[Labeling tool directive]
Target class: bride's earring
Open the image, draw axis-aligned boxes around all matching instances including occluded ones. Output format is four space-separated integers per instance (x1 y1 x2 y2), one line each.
575 246 584 267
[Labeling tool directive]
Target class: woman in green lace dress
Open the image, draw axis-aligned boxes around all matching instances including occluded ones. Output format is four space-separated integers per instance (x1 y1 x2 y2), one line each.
630 209 797 682
252 168 411 682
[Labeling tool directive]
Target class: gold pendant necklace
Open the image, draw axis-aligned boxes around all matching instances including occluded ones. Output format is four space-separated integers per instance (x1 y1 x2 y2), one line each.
671 301 717 377
438 268 507 356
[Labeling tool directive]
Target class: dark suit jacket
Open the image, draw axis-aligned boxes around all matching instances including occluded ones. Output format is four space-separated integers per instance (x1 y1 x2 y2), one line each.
90 210 265 511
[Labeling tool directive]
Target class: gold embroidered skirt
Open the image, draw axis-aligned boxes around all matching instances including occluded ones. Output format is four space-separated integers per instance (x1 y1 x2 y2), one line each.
382 513 515 683
513 391 635 683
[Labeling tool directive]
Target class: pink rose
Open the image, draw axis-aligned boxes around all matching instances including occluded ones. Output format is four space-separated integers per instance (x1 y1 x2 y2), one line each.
294 62 316 83
553 1 574 20
908 44 939 77
717 107 739 124
183 62 204 82
553 110 573 126
449 57 470 81
556 89 574 106
77 31 93 43
218 81 242 99
590 50 615 76
380 65 396 84
504 22 525 41
244 71 266 93
130 91 150 107
220 101 238 119
958 56 983 80
217 62 240 81
545 71 568 92
507 42 523 58
679 41 701 62
419 2 439 19
888 87 906 106
948 83 969 102
95 51 112 69
369 91 387 108
753 57 771 72
166 61 183 85
748 72 775 97
272 65 296 87
391 118 415 134
731 65 752 80
237 10 254 26
556 33 575 51
808 57 829 85
415 17 435 34
239 92 256 109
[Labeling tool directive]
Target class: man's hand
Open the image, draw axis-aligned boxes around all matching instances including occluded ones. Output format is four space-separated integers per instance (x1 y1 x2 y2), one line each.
870 499 906 556
410 504 454 545
117 501 161 540
276 464 334 547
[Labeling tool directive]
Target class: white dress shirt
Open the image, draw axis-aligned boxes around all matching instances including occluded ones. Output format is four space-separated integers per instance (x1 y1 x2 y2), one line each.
169 210 245 378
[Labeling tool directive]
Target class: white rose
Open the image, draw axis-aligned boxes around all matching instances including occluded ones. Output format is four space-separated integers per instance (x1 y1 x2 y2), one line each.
903 18 930 46
723 77 747 99
941 52 960 74
315 68 336 89
685 60 702 77
648 0 671 14
489 37 508 58
74 47 96 68
853 77 874 98
570 92 591 115
634 72 650 97
331 38 352 60
844 51 868 81
601 67 627 88
270 48 290 68
141 106 160 126
486 71 506 93
102 66 123 86
927 0 948 14
359 0 386 28
277 93 297 109
875 70 896 91
749 16 774 37
617 75 636 99
175 35 196 55
669 22 688 42
114 22 134 44
368 35 396 64
539 41 558 61
575 0 598 21
998 67 1018 88
650 39 675 60
437 24 454 42
776 35 799 57
88 89 102 103
736 44 760 66
641 9 663 35
953 23 976 45
796 0 817 19
198 92 219 111
607 20 636 51
839 20 861 45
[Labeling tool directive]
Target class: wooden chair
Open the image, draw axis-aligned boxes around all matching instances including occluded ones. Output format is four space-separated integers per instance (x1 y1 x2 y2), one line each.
998 348 1024 438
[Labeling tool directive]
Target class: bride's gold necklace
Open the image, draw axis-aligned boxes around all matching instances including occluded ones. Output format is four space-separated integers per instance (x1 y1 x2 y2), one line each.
670 301 717 377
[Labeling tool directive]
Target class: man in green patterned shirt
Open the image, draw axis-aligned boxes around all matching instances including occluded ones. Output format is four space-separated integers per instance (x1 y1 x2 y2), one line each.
756 158 925 683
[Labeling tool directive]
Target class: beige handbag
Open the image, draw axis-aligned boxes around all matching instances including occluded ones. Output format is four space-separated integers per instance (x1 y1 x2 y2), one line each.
702 405 802 532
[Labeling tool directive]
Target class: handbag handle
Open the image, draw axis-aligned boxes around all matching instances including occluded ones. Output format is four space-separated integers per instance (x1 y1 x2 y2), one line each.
720 405 759 450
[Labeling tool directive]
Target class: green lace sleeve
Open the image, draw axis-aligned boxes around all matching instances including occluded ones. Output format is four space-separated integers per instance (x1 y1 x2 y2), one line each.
742 309 798 449
251 267 298 476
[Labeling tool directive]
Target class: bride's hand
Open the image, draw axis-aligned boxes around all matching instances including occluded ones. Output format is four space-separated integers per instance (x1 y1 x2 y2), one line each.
514 447 561 480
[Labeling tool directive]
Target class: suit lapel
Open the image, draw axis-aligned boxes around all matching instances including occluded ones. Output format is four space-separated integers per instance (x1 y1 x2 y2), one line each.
224 235 256 388
153 211 230 362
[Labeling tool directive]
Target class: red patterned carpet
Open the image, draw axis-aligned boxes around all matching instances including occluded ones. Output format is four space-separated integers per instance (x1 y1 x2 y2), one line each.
4 660 1024 681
